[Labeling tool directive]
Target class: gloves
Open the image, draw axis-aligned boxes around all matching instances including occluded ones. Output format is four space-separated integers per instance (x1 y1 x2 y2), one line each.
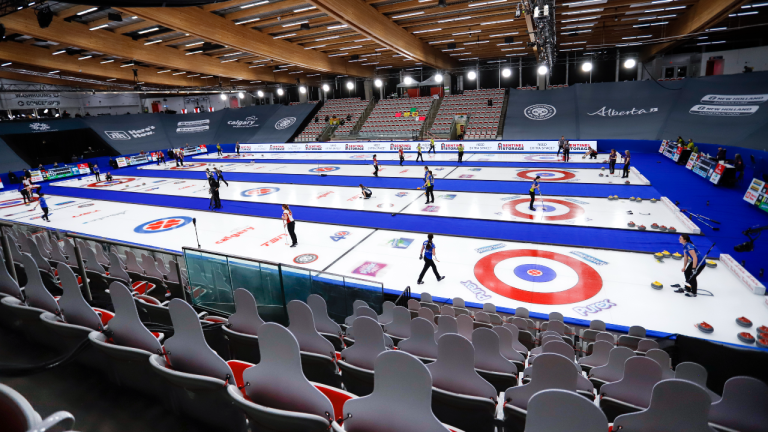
419 255 423 260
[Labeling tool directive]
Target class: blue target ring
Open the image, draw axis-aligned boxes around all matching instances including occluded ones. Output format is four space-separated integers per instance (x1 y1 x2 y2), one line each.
514 264 557 283
533 204 557 212
537 172 557 177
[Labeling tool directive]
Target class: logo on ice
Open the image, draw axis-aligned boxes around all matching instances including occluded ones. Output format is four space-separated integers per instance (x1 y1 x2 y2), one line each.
573 299 616 317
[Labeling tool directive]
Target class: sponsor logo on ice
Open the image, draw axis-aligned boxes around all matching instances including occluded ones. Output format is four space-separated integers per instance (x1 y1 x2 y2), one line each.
260 234 287 246
460 280 493 301
352 261 387 277
134 217 193 234
569 251 608 265
573 299 616 317
395 192 409 197
422 205 440 212
330 231 350 242
294 254 319 264
216 227 254 244
475 243 506 254
386 238 413 249
439 194 457 200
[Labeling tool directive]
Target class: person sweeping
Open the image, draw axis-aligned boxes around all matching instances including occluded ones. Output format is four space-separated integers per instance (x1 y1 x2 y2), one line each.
423 168 435 204
31 192 50 222
360 184 372 199
529 176 541 211
282 204 298 247
417 233 445 285
673 234 703 297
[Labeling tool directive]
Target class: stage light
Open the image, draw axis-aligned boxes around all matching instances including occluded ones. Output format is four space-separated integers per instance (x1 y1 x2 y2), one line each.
404 76 414 84
582 62 592 72
624 58 637 68
299 86 306 93
374 78 382 87
537 65 548 75
501 68 511 77
435 74 443 82
37 6 53 29
43 109 48 113
346 81 354 89
467 71 477 80
277 88 284 95
322 84 330 91
220 93 227 100
237 92 244 99
257 90 264 97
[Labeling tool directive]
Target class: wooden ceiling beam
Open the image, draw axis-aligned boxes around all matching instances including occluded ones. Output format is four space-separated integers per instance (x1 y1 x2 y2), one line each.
306 0 459 70
0 69 110 90
0 9 294 84
120 6 373 76
201 0 258 12
223 0 308 21
0 41 210 87
114 19 160 34
639 0 748 60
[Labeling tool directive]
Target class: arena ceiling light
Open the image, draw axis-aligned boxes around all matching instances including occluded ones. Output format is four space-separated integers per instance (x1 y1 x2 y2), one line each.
582 62 592 71
537 65 548 75
374 78 382 87
237 92 245 98
467 70 476 80
502 68 512 77
322 84 330 91
277 88 284 95
299 86 306 93
257 90 264 97
624 59 637 68
403 76 414 84
346 81 354 89
220 93 227 100
435 74 443 82
241 1 269 9
138 27 160 34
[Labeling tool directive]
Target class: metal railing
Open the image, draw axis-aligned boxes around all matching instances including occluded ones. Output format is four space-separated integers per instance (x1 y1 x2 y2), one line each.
182 247 384 324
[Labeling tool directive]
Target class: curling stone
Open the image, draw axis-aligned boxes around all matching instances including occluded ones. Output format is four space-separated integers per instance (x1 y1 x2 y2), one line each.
625 181 630 184
637 198 642 203
662 251 671 258
659 225 668 232
608 195 614 200
651 198 658 203
654 252 664 259
142 183 146 186
671 252 682 260
706 260 718 268
737 332 755 344
602 160 608 163
758 325 768 334
638 225 646 230
759 330 768 342
668 227 677 233
696 322 714 334
630 197 636 201
758 338 768 348
628 221 636 227
736 317 753 328
599 173 604 177
601 167 605 171
651 223 660 229
614 195 619 200
651 281 663 290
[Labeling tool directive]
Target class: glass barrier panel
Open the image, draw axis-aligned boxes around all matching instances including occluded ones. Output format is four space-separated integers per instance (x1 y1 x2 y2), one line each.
344 276 384 315
228 257 286 323
309 272 348 323
184 250 234 313
281 265 312 304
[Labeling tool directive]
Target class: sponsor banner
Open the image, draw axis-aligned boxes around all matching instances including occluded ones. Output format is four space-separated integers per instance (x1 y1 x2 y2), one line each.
77 163 91 174
743 178 764 205
709 162 726 185
573 299 616 317
569 251 608 266
475 243 506 254
28 170 44 183
116 157 127 168
700 94 768 105
689 105 759 116
685 152 698 170
237 140 597 153
720 254 766 295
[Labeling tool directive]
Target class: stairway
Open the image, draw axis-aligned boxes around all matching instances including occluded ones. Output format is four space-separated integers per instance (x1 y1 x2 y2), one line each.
497 89 510 139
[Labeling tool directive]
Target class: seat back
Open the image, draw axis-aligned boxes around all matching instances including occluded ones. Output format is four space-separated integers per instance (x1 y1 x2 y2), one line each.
709 376 768 432
452 297 465 308
439 305 455 317
164 299 234 384
473 328 516 374
590 347 635 383
165 260 180 283
48 239 68 264
24 237 51 273
243 323 334 420
398 317 438 360
407 299 421 312
307 294 342 336
78 241 105 274
600 357 662 409
675 362 708 387
124 250 144 274
596 332 615 344
457 314 474 341
545 320 565 335
229 288 265 336
382 306 411 339
628 325 646 337
61 240 78 266
509 317 528 330
645 349 671 370
579 340 613 368
0 255 23 300
504 353 578 411
524 389 608 432
548 312 564 322
613 380 715 432
19 253 59 314
482 303 496 313
474 311 491 324
428 334 496 400
341 351 448 432
378 301 395 324
344 299 369 326
418 307 436 324
286 300 335 359
93 244 109 267
108 253 130 282
589 319 606 331
541 340 576 363
435 315 457 340
492 326 525 362
155 256 169 274
514 307 529 318
57 263 102 331
420 292 433 303
107 282 162 353
501 323 529 355
342 317 387 370
637 339 659 353
141 254 164 279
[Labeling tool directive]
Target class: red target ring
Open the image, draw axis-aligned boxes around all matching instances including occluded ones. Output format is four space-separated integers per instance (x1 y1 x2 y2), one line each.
517 169 576 181
474 249 603 305
503 198 585 221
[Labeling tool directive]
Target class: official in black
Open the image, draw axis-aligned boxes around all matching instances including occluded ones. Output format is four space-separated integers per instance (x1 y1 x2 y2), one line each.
208 174 222 209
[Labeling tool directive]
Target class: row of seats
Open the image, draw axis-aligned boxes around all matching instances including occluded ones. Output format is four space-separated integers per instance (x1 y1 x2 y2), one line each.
358 96 435 137
429 89 504 138
295 98 368 141
545 84 570 89
1 256 765 432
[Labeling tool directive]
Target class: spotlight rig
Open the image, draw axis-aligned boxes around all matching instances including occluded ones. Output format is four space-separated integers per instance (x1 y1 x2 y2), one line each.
734 224 768 253
525 0 557 73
